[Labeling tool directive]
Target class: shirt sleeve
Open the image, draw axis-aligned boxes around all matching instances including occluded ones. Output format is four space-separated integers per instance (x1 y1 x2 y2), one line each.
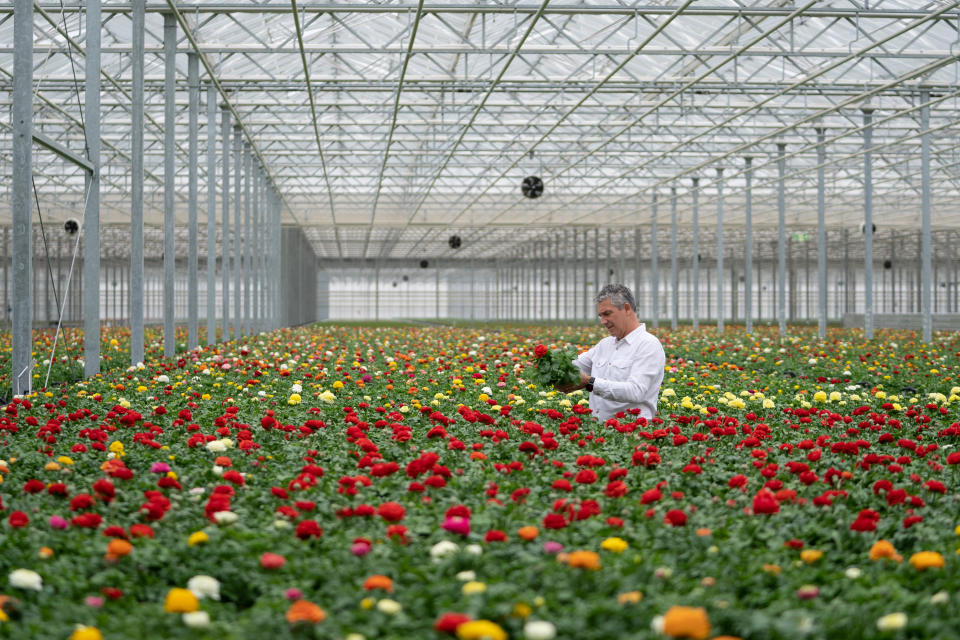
593 341 664 403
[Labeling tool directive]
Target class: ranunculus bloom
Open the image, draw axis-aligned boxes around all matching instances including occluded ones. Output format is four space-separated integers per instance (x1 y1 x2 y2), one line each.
456 620 507 640
285 600 325 624
533 344 548 359
664 509 687 527
566 550 600 570
163 588 199 613
9 568 43 591
662 606 710 640
752 490 779 515
910 551 945 571
434 612 471 634
9 511 29 528
362 575 394 592
869 540 901 562
295 520 323 540
376 501 406 522
442 516 471 536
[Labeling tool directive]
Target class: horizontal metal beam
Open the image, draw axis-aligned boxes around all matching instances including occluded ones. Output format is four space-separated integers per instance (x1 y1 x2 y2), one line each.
19 3 960 19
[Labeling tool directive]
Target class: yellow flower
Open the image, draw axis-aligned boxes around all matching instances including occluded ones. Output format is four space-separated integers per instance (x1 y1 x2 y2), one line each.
332 381 344 389
108 441 125 455
662 606 710 640
56 456 74 466
813 391 828 403
163 588 199 613
601 537 629 553
762 563 781 575
762 398 775 409
511 602 532 618
829 391 842 402
800 549 823 564
360 597 376 610
456 620 507 640
288 393 302 405
187 531 209 546
69 626 103 640
461 581 487 596
618 591 643 605
319 390 336 404
869 540 901 562
910 551 945 571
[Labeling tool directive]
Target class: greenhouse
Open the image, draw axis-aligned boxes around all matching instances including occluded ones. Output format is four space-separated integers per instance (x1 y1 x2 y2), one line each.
1 2 960 639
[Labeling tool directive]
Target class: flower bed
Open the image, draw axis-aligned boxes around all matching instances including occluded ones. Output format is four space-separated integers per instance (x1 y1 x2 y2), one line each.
0 324 958 639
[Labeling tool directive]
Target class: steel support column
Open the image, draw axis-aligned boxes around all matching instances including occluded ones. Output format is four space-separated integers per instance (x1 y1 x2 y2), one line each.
11 0 33 395
715 168 724 333
691 177 700 332
233 126 241 339
920 90 932 343
206 85 216 345
777 143 787 337
650 192 658 329
816 128 827 339
85 0 103 374
862 106 875 340
130 0 145 365
243 144 252 336
221 108 231 341
670 186 678 330
187 53 199 349
162 12 176 359
744 157 753 333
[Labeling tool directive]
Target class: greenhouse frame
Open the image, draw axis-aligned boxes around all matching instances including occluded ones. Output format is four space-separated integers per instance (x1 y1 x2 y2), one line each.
2 1 960 396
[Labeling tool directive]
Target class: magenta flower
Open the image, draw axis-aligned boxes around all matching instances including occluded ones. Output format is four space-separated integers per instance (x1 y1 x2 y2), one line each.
284 587 303 600
351 542 372 556
150 462 171 474
48 515 69 530
441 516 471 536
543 541 564 554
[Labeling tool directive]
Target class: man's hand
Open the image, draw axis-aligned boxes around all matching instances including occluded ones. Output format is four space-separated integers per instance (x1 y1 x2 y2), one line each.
555 371 591 394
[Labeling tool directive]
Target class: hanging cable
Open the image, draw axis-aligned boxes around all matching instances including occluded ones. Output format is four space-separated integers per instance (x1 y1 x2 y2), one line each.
44 185 91 390
32 176 62 317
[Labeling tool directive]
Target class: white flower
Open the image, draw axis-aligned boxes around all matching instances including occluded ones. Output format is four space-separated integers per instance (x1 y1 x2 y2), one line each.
205 440 227 453
523 620 557 640
291 383 302 393
157 374 170 384
9 568 42 591
464 544 483 556
182 611 211 628
187 575 221 601
429 540 459 560
455 570 476 582
650 615 665 634
876 612 907 631
212 511 238 525
376 598 402 615
319 390 336 404
273 519 292 530
844 567 862 579
931 591 949 605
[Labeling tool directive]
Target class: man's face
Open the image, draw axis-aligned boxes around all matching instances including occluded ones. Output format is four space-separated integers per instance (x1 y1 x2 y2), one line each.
597 299 633 340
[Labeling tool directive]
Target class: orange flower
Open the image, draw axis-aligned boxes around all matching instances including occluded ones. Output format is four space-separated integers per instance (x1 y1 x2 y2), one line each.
362 575 394 592
106 539 133 558
618 590 643 605
100 459 127 473
214 456 232 467
517 526 539 541
910 551 945 571
869 540 901 562
285 600 326 624
695 528 712 537
662 605 710 640
469 452 487 461
566 550 601 571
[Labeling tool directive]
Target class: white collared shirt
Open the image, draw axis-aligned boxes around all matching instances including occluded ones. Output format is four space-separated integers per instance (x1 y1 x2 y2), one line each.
572 324 665 422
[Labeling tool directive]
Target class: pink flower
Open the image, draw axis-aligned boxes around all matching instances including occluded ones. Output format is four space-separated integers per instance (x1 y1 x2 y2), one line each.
543 541 564 554
150 462 171 474
351 542 372 556
48 515 69 530
284 588 303 600
84 596 105 608
441 516 471 536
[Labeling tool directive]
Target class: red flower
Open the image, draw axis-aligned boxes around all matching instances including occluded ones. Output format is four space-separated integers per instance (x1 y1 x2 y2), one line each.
260 552 286 569
434 613 471 634
9 511 29 527
484 530 508 543
222 470 245 486
533 345 549 359
295 520 323 540
947 452 960 465
849 516 877 532
129 524 155 538
575 469 598 484
639 488 662 504
69 493 95 511
752 491 780 515
604 481 629 498
664 509 687 526
376 502 406 522
543 513 567 529
71 513 103 529
386 524 409 544
903 515 924 529
23 479 45 494
100 587 124 600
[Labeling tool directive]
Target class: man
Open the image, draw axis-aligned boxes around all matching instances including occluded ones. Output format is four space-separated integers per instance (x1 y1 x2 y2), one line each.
558 284 665 422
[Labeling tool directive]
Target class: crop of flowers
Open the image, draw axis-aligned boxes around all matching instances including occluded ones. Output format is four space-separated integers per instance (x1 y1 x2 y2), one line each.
0 323 958 639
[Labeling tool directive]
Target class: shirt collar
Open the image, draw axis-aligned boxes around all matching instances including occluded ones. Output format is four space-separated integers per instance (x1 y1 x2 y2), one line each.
617 324 646 345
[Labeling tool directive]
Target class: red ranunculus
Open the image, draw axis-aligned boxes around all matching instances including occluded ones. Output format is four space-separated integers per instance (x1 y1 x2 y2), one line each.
534 344 549 359
664 509 687 526
376 501 406 522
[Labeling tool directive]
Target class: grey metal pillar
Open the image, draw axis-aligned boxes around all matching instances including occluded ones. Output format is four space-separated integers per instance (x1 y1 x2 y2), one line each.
221 108 231 341
12 0 33 394
670 186 678 330
593 227 600 301
862 106 875 340
435 265 440 319
816 128 827 338
187 53 199 350
581 230 588 320
777 143 787 337
691 177 700 332
255 169 262 333
650 192 658 328
243 145 251 336
130 0 145 365
920 89 932 343
206 85 217 346
715 168 724 333
233 127 242 339
744 157 753 333
162 12 176 359
83 0 103 376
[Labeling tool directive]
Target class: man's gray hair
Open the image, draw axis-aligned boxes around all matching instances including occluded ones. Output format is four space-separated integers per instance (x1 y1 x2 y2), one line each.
595 283 637 312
